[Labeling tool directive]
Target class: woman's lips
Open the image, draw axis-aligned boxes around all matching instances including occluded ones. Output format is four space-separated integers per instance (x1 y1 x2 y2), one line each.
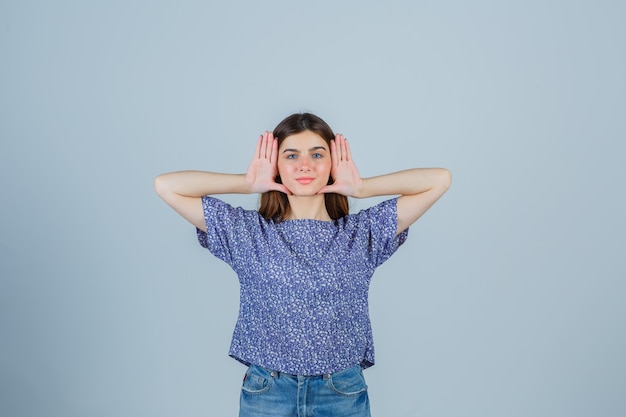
295 177 315 184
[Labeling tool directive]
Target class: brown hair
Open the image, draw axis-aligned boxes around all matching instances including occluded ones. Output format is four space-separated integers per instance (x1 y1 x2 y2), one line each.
258 112 349 222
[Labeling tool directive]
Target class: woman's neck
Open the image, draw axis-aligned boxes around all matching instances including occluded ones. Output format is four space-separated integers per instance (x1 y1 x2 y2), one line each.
285 194 331 221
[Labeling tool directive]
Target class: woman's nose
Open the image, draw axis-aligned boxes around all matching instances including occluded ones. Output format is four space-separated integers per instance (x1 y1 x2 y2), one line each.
298 158 311 170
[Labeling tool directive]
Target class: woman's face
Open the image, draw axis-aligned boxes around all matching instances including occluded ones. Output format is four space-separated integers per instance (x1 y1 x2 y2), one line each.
277 130 332 196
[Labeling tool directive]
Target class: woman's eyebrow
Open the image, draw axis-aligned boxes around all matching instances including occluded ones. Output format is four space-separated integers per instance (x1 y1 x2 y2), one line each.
282 148 300 153
282 146 327 153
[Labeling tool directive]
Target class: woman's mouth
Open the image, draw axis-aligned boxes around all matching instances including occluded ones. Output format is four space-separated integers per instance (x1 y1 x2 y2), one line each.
295 177 315 184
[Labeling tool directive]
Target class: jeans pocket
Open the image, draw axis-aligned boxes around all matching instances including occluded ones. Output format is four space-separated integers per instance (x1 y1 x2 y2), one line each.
328 366 368 396
241 365 273 395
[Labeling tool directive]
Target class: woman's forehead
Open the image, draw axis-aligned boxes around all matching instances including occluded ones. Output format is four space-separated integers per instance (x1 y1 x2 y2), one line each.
279 131 327 151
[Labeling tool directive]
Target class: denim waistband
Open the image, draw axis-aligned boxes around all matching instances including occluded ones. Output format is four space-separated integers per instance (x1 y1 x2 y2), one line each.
256 364 361 381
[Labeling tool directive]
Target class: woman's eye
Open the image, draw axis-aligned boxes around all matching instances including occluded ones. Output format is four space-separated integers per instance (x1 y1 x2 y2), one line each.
312 153 323 158
286 154 297 159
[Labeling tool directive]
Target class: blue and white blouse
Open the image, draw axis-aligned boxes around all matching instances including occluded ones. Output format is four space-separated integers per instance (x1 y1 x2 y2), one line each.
196 196 408 375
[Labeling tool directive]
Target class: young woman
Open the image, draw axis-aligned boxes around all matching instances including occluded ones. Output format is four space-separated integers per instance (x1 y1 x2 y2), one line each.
155 113 451 417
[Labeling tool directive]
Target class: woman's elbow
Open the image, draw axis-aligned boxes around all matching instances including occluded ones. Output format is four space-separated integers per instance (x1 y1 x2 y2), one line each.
436 168 452 190
154 174 172 199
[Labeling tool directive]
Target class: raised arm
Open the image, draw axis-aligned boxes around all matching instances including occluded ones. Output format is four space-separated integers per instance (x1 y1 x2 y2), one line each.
154 132 289 231
319 134 451 235
358 168 451 235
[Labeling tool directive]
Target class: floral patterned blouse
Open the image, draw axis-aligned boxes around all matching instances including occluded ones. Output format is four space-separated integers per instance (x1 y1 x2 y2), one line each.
196 196 408 375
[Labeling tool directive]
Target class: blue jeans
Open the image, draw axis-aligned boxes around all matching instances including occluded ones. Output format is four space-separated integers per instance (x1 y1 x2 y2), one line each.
239 364 371 417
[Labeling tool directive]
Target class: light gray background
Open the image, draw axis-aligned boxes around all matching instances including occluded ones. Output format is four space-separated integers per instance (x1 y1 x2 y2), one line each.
1 1 624 416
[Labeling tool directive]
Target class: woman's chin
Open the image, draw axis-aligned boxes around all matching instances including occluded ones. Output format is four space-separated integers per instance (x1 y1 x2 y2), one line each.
287 188 324 197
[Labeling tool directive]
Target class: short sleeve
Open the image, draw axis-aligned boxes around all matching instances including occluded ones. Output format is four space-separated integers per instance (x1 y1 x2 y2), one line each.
195 196 257 266
354 198 409 267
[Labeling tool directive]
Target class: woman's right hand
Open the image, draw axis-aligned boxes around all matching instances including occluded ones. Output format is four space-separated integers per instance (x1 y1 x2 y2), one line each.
245 131 291 194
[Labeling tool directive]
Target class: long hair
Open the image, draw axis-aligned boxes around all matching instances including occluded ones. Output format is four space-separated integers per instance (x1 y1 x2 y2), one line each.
258 112 349 222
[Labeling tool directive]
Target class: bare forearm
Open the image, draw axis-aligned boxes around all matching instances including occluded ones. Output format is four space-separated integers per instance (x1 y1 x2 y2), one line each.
355 168 451 198
154 170 252 198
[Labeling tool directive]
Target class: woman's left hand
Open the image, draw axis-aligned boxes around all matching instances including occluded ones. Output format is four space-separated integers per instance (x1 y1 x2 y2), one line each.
318 134 363 196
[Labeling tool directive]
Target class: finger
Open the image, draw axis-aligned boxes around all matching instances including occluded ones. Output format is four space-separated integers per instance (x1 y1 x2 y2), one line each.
270 136 278 165
334 134 344 162
262 131 272 159
317 184 332 194
339 135 348 161
271 183 292 195
343 136 351 162
330 138 338 167
255 135 263 159
318 183 343 195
